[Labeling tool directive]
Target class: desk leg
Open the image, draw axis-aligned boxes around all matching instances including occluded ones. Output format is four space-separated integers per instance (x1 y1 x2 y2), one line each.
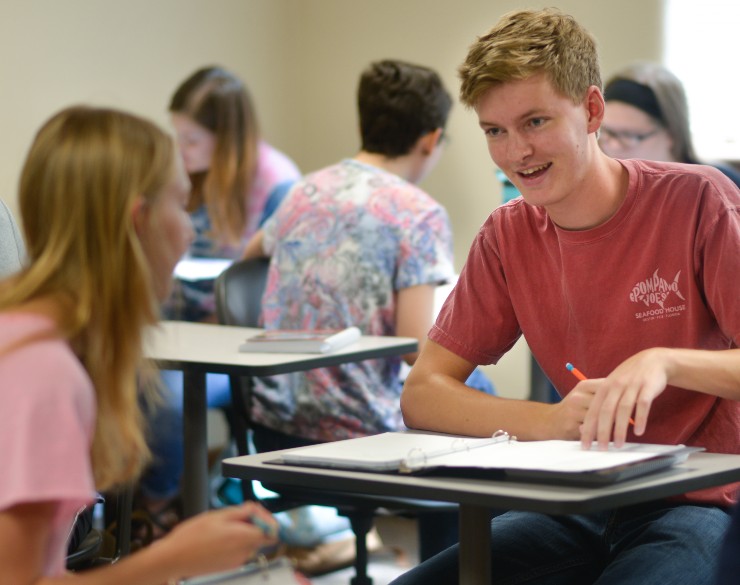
182 370 208 518
459 504 491 585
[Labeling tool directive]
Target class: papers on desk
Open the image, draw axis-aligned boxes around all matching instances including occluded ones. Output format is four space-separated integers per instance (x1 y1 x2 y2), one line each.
238 326 361 354
276 431 701 486
174 258 232 282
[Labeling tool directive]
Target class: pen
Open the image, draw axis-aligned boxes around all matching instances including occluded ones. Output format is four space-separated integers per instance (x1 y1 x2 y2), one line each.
248 513 284 540
565 363 635 426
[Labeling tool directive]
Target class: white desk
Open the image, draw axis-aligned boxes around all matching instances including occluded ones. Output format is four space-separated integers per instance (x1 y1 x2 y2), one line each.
144 321 417 516
222 448 740 585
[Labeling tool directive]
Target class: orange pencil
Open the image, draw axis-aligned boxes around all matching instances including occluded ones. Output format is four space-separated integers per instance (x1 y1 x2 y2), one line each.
565 363 635 426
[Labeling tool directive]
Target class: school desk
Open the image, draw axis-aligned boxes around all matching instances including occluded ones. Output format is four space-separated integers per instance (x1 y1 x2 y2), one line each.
222 446 740 585
144 320 416 517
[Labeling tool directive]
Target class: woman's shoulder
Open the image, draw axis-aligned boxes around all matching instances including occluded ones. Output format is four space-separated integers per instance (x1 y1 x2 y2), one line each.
0 311 86 385
257 141 301 179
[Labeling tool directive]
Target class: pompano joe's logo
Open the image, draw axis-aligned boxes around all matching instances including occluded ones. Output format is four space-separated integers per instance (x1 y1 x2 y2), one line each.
630 269 686 321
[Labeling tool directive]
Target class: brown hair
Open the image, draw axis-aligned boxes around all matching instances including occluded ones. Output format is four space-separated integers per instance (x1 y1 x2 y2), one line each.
170 66 259 245
459 7 602 108
1 106 174 490
358 59 452 157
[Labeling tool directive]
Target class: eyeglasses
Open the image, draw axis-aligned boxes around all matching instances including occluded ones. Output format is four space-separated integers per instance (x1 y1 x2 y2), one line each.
598 125 661 150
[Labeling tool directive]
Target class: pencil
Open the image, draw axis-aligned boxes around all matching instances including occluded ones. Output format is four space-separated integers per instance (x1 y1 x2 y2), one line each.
565 363 635 426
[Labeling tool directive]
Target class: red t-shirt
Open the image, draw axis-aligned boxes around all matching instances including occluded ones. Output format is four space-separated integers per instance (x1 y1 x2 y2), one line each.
432 159 740 507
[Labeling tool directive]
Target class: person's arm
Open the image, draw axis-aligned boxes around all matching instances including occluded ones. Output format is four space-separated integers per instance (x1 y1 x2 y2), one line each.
580 347 740 449
401 339 597 440
395 284 435 365
242 230 267 260
0 501 277 585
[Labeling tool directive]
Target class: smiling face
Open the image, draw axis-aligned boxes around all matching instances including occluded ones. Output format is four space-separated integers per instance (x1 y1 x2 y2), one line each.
475 73 604 217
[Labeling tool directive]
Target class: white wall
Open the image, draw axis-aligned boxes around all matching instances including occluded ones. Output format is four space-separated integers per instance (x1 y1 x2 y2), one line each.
0 0 664 399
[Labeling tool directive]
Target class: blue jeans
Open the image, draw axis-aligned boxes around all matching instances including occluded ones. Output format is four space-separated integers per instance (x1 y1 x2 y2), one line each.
716 501 740 585
390 502 730 585
141 368 495 499
140 370 232 499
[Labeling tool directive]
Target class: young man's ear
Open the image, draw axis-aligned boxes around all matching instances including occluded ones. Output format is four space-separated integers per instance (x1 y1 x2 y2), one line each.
419 127 445 156
585 86 605 134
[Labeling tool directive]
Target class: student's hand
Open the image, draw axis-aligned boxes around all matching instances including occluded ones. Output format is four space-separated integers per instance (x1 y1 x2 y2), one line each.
580 349 669 450
548 379 598 439
154 502 279 580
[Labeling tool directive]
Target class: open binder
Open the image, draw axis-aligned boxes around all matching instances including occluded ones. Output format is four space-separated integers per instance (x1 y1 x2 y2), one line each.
275 431 702 487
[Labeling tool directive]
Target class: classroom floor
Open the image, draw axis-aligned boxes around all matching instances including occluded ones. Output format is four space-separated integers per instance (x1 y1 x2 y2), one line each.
309 515 419 585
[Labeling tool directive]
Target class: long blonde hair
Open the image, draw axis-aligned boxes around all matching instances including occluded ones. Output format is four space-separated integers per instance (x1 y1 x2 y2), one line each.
1 106 174 490
170 66 259 245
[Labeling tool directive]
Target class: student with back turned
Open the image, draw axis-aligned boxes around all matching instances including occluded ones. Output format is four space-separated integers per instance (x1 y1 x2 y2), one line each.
393 8 740 585
245 59 494 560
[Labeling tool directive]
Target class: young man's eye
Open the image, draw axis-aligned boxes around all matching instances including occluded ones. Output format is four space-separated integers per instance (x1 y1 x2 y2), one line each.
530 118 546 128
485 127 502 138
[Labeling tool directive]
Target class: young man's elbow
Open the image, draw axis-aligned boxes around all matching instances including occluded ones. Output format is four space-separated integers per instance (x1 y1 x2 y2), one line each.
400 382 423 428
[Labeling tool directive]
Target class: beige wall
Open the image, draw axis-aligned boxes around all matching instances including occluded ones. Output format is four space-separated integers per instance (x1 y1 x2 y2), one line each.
0 0 664 398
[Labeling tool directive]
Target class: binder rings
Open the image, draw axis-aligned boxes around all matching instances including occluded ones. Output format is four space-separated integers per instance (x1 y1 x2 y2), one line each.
275 430 701 487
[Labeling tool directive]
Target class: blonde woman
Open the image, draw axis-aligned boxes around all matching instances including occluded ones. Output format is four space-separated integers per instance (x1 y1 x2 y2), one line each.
0 106 278 583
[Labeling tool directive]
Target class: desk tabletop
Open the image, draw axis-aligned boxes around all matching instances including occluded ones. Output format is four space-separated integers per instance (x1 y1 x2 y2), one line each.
223 450 740 516
144 321 417 376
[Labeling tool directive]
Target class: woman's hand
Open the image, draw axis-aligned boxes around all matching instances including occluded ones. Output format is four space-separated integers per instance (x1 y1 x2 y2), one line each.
154 502 278 581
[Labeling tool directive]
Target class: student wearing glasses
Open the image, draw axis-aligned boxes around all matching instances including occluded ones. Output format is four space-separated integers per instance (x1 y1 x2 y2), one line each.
600 61 740 187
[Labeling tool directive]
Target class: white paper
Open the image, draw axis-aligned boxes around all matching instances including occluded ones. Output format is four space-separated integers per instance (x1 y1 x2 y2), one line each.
174 258 232 282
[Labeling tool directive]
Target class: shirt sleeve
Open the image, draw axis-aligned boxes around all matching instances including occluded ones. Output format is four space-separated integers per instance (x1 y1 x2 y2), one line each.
431 216 522 365
695 177 740 346
395 203 455 290
0 339 95 512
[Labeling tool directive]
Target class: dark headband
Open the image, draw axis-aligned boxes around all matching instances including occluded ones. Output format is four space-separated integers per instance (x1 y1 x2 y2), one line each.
603 78 664 123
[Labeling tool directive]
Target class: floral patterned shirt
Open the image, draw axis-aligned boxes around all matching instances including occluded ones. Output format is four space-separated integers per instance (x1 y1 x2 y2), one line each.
252 159 454 441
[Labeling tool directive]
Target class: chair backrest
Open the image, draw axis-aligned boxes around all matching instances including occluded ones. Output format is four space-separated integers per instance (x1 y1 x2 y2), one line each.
214 258 270 327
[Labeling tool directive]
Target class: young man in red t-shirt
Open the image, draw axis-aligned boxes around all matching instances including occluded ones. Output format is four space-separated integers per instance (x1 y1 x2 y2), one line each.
394 7 740 585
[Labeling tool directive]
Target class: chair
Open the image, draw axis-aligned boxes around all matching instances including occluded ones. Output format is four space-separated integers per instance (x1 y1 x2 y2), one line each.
66 485 134 571
214 258 457 585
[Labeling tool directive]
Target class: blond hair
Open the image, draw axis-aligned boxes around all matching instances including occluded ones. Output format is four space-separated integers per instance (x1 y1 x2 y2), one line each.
459 7 602 108
1 106 174 490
